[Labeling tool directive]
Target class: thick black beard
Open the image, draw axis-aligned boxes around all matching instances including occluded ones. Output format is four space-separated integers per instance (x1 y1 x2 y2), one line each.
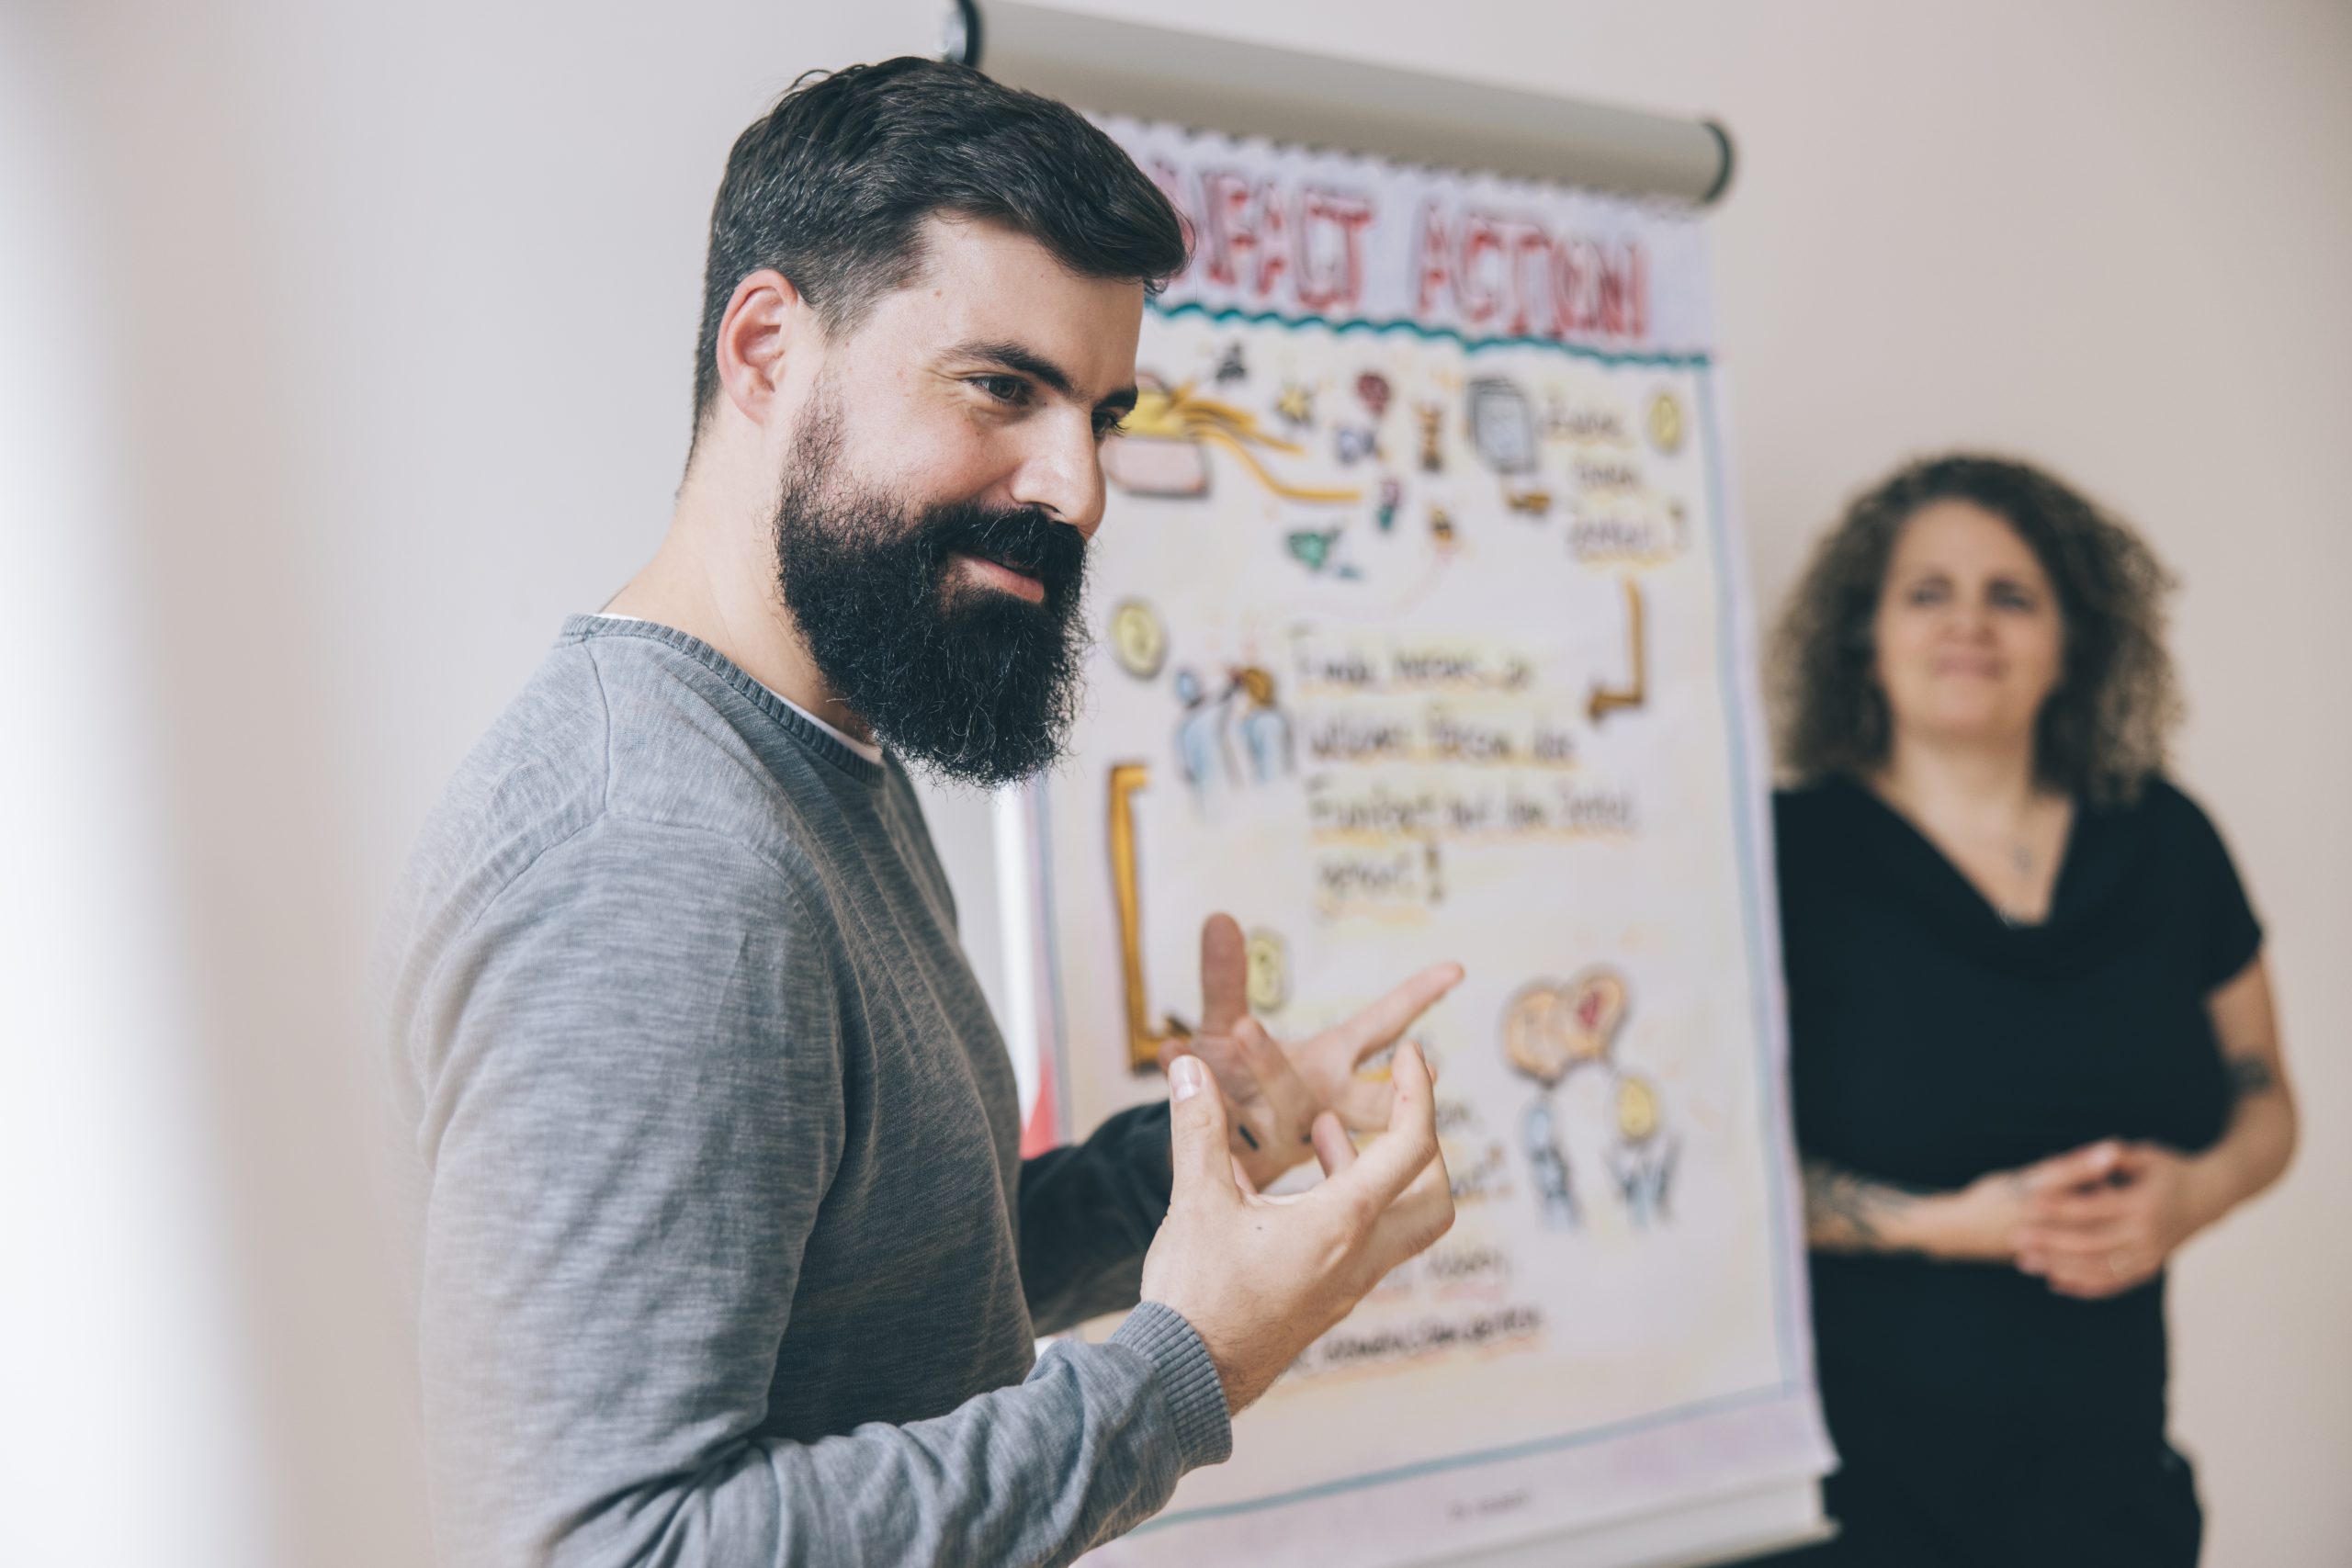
773 411 1091 788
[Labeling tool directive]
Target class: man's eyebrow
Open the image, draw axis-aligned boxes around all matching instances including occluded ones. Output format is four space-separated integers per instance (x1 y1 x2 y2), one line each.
951 339 1136 413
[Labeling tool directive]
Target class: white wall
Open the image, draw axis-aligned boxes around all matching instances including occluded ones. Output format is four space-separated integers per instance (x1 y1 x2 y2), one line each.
19 2 2344 1562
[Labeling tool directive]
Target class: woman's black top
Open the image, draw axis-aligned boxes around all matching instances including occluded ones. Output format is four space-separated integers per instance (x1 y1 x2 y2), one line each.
1770 773 2260 1561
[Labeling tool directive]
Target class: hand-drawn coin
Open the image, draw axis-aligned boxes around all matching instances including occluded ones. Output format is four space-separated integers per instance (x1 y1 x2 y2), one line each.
1107 599 1167 680
1615 1073 1660 1144
1645 389 1684 455
1244 929 1290 1012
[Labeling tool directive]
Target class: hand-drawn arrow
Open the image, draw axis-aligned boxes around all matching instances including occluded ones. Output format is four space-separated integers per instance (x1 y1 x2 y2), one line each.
1587 577 1648 725
1107 761 1178 1074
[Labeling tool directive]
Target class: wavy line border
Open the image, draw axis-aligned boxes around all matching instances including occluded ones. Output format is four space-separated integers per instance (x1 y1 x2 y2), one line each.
1149 299 1713 368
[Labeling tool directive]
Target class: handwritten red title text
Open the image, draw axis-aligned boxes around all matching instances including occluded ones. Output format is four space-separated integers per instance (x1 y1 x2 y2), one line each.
1149 162 1649 344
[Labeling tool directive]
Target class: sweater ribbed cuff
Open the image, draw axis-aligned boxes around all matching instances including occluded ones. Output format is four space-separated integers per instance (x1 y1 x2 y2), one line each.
1112 1301 1234 1472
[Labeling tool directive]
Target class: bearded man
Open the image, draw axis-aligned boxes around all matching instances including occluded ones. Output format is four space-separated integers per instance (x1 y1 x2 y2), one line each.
383 57 1459 1568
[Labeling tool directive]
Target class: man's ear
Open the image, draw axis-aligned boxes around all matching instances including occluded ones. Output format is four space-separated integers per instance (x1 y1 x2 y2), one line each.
713 268 810 429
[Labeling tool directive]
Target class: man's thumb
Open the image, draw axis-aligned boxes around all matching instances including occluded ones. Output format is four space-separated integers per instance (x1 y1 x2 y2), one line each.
1168 1054 1238 1201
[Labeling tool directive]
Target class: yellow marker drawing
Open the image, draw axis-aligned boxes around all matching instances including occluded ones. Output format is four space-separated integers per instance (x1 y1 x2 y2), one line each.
1115 380 1361 504
1587 578 1647 724
1244 929 1291 1012
1108 600 1167 679
1645 389 1684 455
1615 1076 1660 1144
1108 761 1175 1075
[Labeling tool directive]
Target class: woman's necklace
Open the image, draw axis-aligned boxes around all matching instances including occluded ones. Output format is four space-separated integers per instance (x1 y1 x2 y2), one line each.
1876 771 2052 927
1996 840 2036 928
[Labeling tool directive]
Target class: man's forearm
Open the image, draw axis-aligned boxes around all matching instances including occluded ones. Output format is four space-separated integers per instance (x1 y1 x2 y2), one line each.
433 1303 1228 1568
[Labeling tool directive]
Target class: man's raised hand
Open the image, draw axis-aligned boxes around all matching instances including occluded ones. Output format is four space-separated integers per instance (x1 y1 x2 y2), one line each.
1139 1039 1455 1415
1167 912 1463 1190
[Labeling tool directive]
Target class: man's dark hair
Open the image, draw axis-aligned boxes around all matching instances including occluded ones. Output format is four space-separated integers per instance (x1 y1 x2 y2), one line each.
1771 453 2181 807
691 57 1188 436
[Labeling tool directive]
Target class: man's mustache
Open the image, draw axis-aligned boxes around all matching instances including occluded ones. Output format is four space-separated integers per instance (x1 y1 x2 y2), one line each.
924 503 1088 596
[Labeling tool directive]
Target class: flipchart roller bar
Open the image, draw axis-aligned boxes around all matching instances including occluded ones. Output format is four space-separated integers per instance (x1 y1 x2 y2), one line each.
943 0 1735 207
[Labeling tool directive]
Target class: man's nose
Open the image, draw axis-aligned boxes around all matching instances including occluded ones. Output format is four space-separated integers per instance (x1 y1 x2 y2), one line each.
1009 411 1107 540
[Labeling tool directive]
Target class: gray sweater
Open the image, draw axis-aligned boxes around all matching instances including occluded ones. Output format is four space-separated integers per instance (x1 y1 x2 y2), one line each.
382 615 1230 1567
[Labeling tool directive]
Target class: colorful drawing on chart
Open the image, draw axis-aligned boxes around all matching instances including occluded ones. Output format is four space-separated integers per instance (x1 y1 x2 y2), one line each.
1521 1099 1578 1227
1613 1072 1659 1142
1498 967 1672 1230
1355 370 1393 420
1375 477 1403 532
1213 343 1249 384
1334 425 1380 465
1428 506 1458 550
1416 403 1446 472
1230 665 1295 784
1171 666 1240 801
1100 433 1209 498
1645 389 1684 456
1108 598 1169 680
1103 376 1362 504
1244 928 1292 1013
1286 525 1360 579
1275 381 1316 428
1504 487 1554 518
1467 378 1539 474
1587 578 1648 725
1605 1073 1679 1228
1563 969 1629 1064
1171 662 1296 803
1105 761 1190 1075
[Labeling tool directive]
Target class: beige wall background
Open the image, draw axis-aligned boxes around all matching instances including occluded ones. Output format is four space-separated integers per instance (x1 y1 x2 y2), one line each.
7 2 2342 1564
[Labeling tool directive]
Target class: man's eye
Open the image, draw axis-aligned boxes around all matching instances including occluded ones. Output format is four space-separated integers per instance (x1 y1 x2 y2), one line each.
1094 413 1129 442
973 375 1029 404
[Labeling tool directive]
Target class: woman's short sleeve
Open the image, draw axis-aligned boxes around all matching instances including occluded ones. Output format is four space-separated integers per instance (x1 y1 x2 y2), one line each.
2158 780 2263 990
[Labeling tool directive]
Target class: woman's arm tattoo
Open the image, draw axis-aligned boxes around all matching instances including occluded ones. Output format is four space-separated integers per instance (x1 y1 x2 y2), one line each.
1803 1158 1924 1252
2225 1051 2278 1107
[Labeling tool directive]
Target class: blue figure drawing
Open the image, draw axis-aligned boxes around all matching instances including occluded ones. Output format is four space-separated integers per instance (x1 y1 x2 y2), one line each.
1522 1099 1579 1230
1172 667 1239 803
1607 1132 1679 1230
1232 666 1295 785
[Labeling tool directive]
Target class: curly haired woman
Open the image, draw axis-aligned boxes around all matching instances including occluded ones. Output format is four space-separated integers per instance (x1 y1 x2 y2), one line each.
1750 456 2297 1566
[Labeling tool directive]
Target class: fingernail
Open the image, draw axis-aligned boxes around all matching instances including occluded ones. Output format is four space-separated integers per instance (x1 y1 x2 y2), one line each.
1170 1056 1204 1102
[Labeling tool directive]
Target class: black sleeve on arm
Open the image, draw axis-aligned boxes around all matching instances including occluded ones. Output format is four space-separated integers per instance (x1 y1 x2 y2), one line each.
1018 1102 1175 1334
2162 780 2263 988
